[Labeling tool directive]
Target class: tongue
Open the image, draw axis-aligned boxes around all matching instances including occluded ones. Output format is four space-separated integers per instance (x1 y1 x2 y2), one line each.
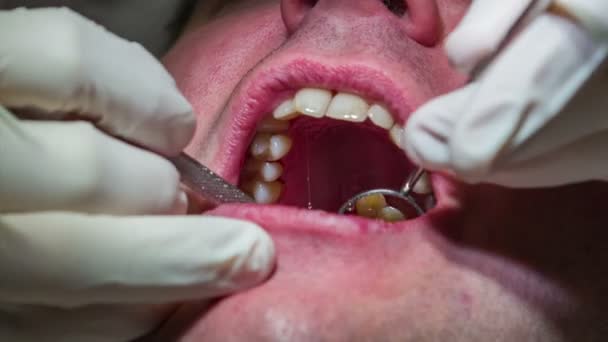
280 118 413 212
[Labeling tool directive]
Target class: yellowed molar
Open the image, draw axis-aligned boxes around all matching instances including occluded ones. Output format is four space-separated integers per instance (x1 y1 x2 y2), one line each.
355 193 387 218
354 193 409 222
379 206 406 222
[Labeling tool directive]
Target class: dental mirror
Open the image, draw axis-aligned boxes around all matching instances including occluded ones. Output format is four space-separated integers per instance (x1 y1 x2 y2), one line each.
338 167 427 218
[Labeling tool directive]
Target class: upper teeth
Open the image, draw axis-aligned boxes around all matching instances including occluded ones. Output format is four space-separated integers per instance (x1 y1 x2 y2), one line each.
354 193 407 222
294 88 332 118
276 88 405 134
368 104 394 129
326 92 369 122
273 99 298 120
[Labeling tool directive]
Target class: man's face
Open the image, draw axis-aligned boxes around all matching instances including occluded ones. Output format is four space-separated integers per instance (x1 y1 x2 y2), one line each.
159 0 608 340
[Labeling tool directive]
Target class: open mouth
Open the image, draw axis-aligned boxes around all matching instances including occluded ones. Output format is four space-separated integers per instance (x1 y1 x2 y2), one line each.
236 87 436 222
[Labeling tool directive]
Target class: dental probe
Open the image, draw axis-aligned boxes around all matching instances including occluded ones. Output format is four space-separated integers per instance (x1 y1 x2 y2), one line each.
169 153 254 206
339 0 548 217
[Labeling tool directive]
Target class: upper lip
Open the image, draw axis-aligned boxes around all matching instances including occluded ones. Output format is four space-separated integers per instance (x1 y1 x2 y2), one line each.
214 57 420 183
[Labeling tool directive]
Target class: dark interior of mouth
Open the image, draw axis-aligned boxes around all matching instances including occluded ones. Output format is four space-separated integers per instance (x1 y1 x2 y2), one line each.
279 117 417 213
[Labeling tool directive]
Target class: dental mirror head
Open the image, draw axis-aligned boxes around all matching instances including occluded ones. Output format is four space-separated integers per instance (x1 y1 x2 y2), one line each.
338 167 427 218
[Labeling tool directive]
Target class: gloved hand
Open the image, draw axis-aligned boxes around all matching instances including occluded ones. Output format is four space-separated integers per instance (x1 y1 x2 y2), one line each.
0 7 275 342
403 0 608 187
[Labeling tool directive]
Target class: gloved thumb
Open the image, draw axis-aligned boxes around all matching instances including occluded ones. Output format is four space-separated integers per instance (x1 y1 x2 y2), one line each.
402 83 478 174
0 7 195 156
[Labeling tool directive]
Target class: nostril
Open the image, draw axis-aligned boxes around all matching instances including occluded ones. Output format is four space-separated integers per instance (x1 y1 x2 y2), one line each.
382 0 408 17
281 0 319 34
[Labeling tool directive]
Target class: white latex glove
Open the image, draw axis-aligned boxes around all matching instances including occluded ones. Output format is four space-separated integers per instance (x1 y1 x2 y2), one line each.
0 7 274 342
403 0 608 187
0 0 191 56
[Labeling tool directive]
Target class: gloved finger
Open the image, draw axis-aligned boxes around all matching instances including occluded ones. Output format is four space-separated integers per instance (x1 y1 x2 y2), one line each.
1 302 174 342
0 213 275 307
484 131 608 187
0 7 195 156
450 14 607 181
494 62 608 166
0 108 186 215
403 84 478 172
553 0 608 42
445 0 552 74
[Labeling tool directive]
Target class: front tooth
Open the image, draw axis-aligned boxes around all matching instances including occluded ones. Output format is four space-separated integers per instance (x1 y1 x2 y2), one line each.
389 124 404 147
268 134 292 161
413 173 432 194
368 104 394 129
257 116 290 133
326 92 369 122
273 99 299 120
294 88 332 118
252 181 283 204
355 193 387 218
379 206 406 222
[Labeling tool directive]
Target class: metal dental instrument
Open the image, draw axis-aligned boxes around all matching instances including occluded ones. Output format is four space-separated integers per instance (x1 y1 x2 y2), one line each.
169 153 254 206
338 166 426 215
338 0 544 216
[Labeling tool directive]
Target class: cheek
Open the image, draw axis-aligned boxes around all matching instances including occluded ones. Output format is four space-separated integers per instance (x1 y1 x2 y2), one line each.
163 4 287 153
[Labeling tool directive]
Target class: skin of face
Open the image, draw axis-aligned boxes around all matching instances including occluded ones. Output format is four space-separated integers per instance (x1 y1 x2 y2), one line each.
155 0 608 341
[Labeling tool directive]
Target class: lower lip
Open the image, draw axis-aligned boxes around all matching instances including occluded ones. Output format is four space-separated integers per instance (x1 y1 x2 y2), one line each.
205 200 437 236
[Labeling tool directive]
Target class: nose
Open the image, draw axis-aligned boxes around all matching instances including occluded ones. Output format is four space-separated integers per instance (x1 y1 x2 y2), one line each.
280 0 441 46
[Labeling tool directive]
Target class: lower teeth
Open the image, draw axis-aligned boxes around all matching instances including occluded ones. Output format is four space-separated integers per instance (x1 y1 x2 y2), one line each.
353 194 409 222
242 180 283 204
378 206 406 222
